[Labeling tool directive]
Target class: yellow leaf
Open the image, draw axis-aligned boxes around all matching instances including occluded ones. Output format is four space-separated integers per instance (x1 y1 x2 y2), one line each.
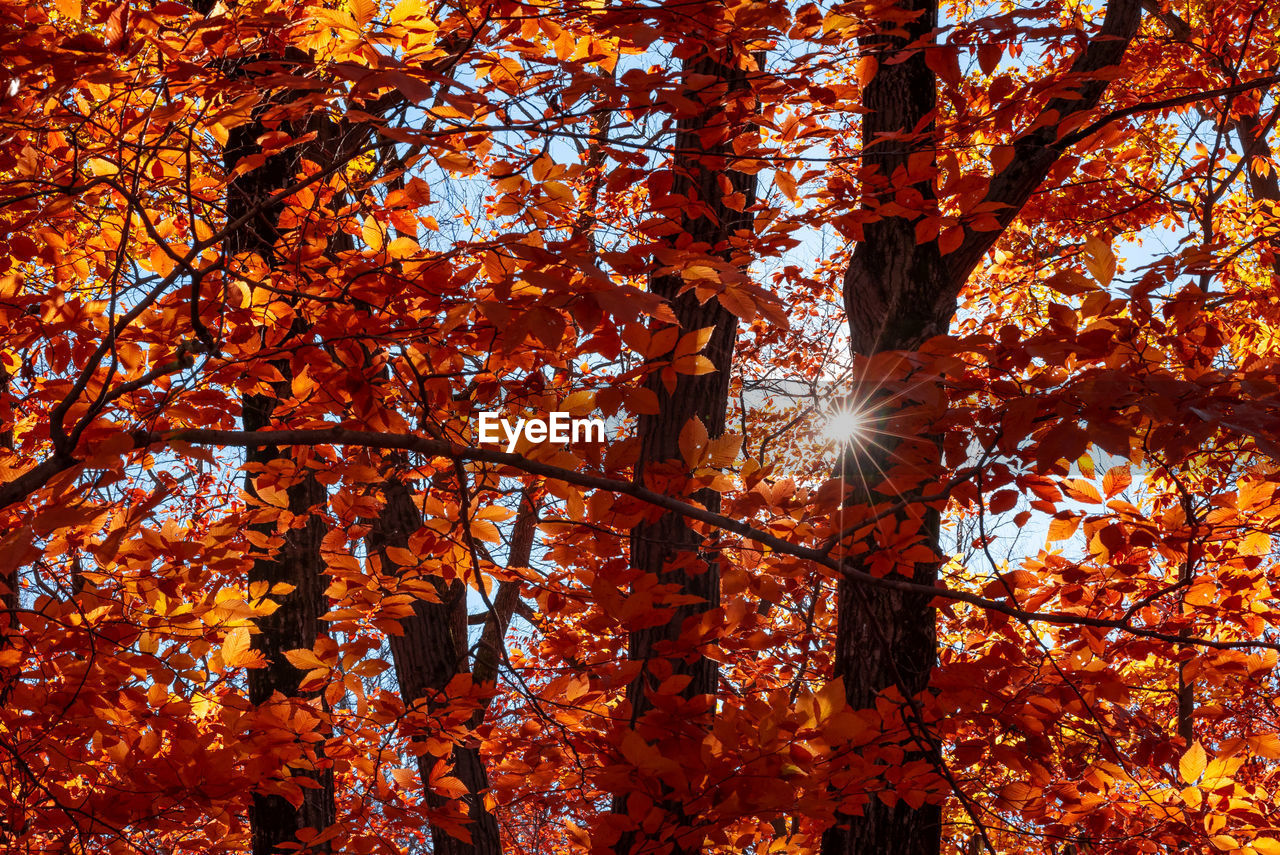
387 236 419 258
673 327 713 359
816 677 845 720
1179 741 1207 783
470 519 501 543
1062 479 1101 504
672 354 716 375
822 11 857 35
1250 733 1280 759
284 648 326 671
1252 838 1280 855
476 504 514 522
680 265 719 283
290 367 315 401
222 626 253 668
1083 236 1116 286
86 157 119 177
350 0 375 25
679 416 709 470
362 215 384 251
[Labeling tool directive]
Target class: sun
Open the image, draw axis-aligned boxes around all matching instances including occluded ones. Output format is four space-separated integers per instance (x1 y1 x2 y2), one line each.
822 402 871 447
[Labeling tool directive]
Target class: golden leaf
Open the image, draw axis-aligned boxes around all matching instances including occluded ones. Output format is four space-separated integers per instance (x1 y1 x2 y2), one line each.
221 627 253 668
1179 741 1206 784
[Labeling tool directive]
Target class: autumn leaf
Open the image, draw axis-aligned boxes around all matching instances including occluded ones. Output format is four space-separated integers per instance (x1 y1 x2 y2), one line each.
1179 741 1207 784
362 215 384 251
284 647 326 671
1083 235 1116 286
221 627 254 668
679 416 709 470
390 768 417 789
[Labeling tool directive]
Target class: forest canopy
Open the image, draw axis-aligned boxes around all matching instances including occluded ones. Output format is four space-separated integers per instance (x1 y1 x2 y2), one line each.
3 0 1280 853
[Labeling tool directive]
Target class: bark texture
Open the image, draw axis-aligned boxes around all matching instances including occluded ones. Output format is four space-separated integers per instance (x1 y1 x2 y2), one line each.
364 471 518 855
0 366 15 705
0 365 12 621
204 32 341 851
628 48 756 715
826 0 1143 852
616 39 758 855
227 115 339 855
241 421 335 855
826 3 946 851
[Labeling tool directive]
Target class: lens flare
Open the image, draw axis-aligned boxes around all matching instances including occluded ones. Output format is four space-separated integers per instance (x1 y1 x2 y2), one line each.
822 404 869 446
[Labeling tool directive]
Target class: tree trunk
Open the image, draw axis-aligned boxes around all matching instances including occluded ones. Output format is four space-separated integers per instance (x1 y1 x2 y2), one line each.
824 0 1143 851
822 1 946 851
365 471 502 855
617 39 758 855
0 365 15 705
0 364 12 621
242 422 335 854
217 55 338 855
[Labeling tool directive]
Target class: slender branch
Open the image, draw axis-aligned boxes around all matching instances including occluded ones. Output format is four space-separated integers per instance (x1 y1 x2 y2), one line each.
7 424 1271 652
1056 72 1280 150
83 426 1280 655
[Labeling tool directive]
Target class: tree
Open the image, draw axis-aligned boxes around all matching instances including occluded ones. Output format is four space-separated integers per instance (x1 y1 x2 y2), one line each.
825 0 1142 852
4 0 1280 853
613 8 760 854
207 19 339 853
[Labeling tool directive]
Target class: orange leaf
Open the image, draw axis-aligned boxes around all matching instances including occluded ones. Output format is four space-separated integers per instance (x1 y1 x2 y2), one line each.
679 416 709 470
1179 741 1206 783
1083 236 1115 286
222 627 254 668
1062 479 1101 504
1101 465 1131 498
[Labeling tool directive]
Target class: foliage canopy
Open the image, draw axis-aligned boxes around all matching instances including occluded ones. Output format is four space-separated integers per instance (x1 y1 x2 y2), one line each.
4 0 1280 853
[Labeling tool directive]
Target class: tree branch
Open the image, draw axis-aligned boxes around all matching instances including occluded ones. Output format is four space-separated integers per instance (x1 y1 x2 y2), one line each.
101 426 1280 656
949 0 1145 288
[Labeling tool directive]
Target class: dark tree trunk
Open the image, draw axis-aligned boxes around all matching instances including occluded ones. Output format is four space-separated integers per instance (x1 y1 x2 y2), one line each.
0 365 12 621
824 470 944 855
0 365 15 704
824 0 1143 852
216 52 339 855
824 6 947 851
617 40 758 855
242 421 335 854
365 472 502 855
